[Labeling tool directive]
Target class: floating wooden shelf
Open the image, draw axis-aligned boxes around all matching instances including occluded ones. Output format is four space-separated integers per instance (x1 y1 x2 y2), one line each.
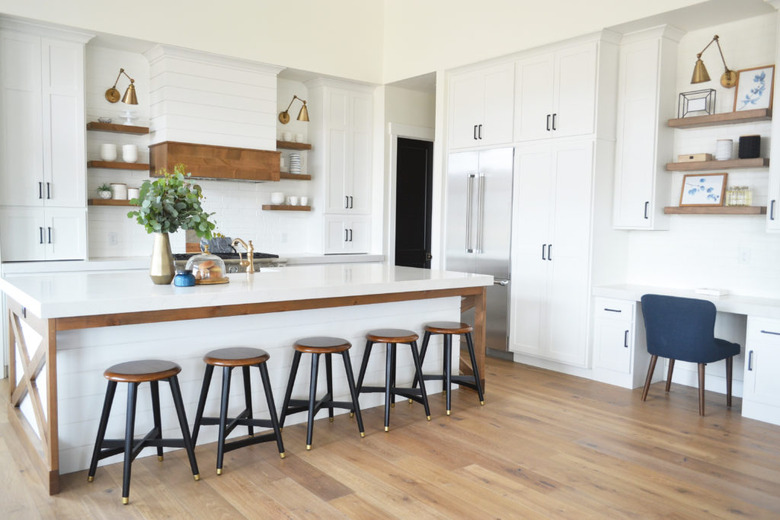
667 108 772 129
277 140 312 150
88 160 149 170
279 172 311 181
86 121 150 134
89 198 135 206
665 157 769 171
262 204 311 211
664 206 767 215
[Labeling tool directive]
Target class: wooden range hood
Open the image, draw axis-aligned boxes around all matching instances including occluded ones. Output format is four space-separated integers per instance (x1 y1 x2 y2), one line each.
149 141 281 182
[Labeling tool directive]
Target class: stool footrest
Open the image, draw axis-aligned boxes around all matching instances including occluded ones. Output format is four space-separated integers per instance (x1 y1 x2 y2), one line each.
222 431 281 453
98 431 189 464
198 416 276 431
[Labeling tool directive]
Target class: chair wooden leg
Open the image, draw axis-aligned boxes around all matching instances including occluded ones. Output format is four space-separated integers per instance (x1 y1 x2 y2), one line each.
641 355 658 402
665 359 675 392
726 356 733 408
698 363 706 416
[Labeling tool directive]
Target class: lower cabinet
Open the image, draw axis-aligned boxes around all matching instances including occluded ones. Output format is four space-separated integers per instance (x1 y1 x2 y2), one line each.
324 216 370 254
0 207 86 261
743 317 780 426
591 297 660 389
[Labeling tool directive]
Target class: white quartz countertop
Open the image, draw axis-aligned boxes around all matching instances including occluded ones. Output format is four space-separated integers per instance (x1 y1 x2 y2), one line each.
1 263 492 319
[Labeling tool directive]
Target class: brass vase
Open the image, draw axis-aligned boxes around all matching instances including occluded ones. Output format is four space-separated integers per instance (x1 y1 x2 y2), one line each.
150 232 175 284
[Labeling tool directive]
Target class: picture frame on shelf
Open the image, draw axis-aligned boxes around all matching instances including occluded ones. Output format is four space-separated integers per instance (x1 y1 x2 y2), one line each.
734 65 775 112
679 173 727 207
678 89 716 118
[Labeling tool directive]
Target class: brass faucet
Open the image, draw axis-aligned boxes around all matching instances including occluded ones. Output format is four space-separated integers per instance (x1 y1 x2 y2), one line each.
231 238 255 273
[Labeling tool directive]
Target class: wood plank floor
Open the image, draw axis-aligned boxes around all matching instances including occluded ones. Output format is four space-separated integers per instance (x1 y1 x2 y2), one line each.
2 358 780 519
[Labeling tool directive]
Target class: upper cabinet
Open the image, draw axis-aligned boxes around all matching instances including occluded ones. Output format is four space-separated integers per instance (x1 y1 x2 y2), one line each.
448 62 514 149
514 41 604 142
612 27 681 230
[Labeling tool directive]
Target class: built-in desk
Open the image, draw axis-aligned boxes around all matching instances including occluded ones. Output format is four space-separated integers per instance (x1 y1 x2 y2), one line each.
592 284 780 427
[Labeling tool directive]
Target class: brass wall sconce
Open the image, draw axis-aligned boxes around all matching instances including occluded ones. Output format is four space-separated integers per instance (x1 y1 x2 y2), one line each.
691 35 737 88
105 68 138 104
278 95 309 124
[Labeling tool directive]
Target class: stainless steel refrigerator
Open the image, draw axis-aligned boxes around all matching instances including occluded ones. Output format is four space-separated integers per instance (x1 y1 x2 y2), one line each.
446 147 513 353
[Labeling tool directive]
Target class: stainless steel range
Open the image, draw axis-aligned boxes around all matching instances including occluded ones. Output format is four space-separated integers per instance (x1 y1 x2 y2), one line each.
173 253 286 274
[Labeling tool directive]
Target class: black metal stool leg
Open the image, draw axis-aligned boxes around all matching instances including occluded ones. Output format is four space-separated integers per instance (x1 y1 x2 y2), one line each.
88 380 117 482
305 353 321 450
258 363 285 458
341 351 365 438
464 332 485 404
150 381 164 461
325 353 334 422
121 382 139 505
168 375 200 481
384 343 394 431
390 343 397 408
191 364 214 446
216 366 232 474
412 332 432 389
355 340 374 394
242 365 254 437
444 334 453 416
409 340 431 420
280 351 302 428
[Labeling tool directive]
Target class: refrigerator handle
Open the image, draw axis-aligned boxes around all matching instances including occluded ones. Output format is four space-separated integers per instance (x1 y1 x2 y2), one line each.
476 173 485 253
493 279 509 287
466 173 476 253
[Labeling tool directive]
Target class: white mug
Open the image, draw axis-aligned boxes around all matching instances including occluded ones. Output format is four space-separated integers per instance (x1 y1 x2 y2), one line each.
282 132 293 142
127 187 140 200
270 192 285 205
288 196 299 206
300 196 308 206
122 144 138 163
295 133 304 143
100 143 117 162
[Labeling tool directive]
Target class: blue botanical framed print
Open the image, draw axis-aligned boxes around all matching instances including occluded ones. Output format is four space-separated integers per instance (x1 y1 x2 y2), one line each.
680 173 727 207
734 65 774 112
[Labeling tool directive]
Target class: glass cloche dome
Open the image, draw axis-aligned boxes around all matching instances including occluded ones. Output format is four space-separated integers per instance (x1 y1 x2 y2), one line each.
185 245 229 285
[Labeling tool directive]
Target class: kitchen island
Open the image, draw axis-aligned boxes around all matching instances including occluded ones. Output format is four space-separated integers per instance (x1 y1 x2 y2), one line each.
1 263 491 494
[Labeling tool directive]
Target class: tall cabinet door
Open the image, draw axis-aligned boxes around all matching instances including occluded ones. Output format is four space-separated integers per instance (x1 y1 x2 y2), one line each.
514 54 555 142
448 73 484 149
554 43 598 139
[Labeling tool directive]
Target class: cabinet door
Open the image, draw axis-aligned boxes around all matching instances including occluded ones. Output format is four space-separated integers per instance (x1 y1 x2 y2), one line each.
349 217 370 253
45 207 86 260
324 218 348 254
349 93 372 214
481 64 514 146
0 207 46 261
743 318 780 425
42 38 86 208
514 53 555 142
593 298 633 374
0 31 44 207
448 71 484 149
553 43 597 138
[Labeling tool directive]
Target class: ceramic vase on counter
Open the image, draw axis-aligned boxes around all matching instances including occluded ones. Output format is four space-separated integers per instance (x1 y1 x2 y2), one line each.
150 232 175 284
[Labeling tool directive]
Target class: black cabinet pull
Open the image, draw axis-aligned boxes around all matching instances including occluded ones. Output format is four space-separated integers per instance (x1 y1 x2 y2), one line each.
38 182 43 199
473 125 478 140
546 114 551 131
39 227 44 244
349 228 353 242
552 113 557 131
350 196 354 209
771 200 776 221
644 201 649 219
547 244 552 261
604 308 622 313
624 330 629 348
478 124 483 140
760 329 780 336
46 182 51 199
748 350 754 371
344 229 348 242
47 227 52 244
541 244 546 260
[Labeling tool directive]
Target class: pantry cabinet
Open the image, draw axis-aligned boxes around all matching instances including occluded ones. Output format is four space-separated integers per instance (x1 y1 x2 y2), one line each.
448 62 514 149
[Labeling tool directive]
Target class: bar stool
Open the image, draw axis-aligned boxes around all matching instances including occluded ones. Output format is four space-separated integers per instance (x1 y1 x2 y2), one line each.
415 321 485 415
279 337 365 450
191 347 285 475
88 359 199 505
354 328 431 431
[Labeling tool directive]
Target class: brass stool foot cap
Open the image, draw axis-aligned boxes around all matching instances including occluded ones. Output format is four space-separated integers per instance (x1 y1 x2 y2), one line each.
329 417 334 423
306 444 312 451
194 474 200 481
427 415 431 421
87 476 94 483
122 497 129 505
391 403 395 408
158 455 164 462
216 469 222 476
408 399 413 404
280 452 286 459
480 401 485 406
446 410 451 416
349 412 354 418
360 432 365 438
384 426 389 432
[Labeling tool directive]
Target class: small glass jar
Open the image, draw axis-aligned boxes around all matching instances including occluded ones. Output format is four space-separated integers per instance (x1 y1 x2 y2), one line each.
173 269 196 287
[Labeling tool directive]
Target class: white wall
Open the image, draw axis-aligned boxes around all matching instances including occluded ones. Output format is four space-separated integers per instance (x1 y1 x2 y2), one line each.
625 13 780 298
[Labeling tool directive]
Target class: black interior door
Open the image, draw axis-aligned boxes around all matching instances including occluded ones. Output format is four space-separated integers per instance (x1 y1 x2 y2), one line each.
395 137 433 268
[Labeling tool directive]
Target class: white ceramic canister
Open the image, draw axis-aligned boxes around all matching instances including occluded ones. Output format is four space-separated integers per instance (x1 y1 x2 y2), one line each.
111 183 128 200
122 144 138 163
271 192 285 205
100 143 117 161
127 187 140 200
716 139 733 161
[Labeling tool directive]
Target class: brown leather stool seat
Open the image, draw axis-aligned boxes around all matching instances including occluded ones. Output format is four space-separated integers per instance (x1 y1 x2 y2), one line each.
414 321 485 415
354 328 431 431
191 347 285 475
88 359 199 505
279 337 365 449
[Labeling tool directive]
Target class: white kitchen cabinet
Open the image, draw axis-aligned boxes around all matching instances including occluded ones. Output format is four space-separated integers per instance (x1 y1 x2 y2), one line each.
448 62 514 149
612 27 680 230
510 140 594 367
324 216 370 254
0 206 86 261
514 42 599 142
0 26 88 209
743 317 780 426
308 82 372 215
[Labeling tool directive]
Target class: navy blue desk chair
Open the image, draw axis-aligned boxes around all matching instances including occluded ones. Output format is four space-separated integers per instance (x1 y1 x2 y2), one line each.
640 294 740 416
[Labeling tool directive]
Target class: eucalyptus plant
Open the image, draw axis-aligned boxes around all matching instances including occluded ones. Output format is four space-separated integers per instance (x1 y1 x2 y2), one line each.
127 163 216 238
